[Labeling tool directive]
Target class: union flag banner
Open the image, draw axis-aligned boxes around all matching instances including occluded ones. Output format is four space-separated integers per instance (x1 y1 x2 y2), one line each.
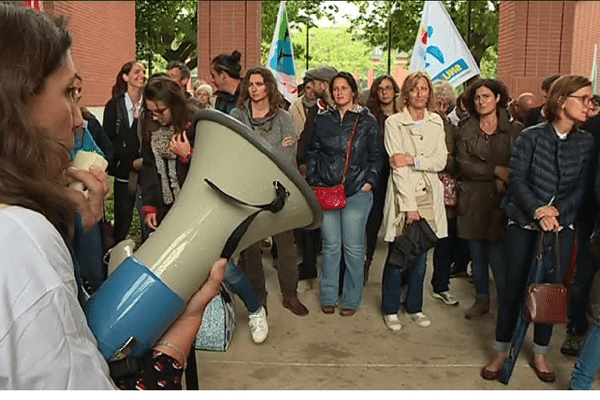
409 1 479 86
23 1 43 11
266 1 297 104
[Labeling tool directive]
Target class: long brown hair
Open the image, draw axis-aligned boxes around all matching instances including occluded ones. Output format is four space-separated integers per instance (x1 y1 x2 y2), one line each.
0 2 76 233
236 66 284 114
367 75 400 121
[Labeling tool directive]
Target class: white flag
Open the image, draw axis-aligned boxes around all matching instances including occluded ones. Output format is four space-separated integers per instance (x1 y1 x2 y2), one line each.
266 1 297 104
409 1 480 86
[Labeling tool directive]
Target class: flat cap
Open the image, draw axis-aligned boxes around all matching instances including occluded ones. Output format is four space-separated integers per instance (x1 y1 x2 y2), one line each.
304 66 338 83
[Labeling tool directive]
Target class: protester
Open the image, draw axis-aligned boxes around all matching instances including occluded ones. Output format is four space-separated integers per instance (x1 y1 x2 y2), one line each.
508 92 535 124
103 60 148 243
364 74 399 282
380 71 448 330
295 66 338 282
193 80 213 108
210 50 242 115
231 66 309 317
0 3 225 389
306 71 382 316
524 74 561 127
482 75 595 383
167 61 202 109
456 79 521 320
288 76 317 139
430 79 465 306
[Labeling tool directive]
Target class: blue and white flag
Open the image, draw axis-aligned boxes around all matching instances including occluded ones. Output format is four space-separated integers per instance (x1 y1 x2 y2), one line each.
267 1 297 103
409 1 480 86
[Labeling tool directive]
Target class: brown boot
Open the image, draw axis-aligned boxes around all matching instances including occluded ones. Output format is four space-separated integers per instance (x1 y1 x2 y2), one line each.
465 298 489 320
282 297 309 316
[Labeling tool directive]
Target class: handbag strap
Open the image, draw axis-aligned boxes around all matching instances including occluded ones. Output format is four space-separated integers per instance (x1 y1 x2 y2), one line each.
533 231 562 284
341 115 360 184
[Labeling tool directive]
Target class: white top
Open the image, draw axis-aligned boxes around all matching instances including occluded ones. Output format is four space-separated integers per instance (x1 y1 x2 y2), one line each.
124 92 142 128
0 206 115 390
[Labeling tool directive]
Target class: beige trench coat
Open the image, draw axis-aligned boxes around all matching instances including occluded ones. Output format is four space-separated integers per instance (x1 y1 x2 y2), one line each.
382 109 448 242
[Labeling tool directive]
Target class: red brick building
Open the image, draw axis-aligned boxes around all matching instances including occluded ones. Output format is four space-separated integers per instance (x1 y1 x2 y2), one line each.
498 1 600 104
42 1 136 109
196 1 262 84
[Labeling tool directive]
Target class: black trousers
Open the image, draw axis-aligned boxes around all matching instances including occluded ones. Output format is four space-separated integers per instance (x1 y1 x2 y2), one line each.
113 180 149 243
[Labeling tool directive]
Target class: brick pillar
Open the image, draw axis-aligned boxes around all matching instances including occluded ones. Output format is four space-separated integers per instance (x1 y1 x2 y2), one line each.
498 1 575 104
197 1 262 85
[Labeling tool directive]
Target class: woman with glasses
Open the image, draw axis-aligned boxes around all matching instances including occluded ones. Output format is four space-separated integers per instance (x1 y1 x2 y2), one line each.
482 76 595 383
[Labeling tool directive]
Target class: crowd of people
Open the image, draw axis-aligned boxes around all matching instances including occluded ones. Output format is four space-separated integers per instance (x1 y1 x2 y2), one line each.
3 2 600 390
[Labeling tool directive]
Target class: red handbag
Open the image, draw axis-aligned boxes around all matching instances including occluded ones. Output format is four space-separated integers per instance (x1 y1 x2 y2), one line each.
524 231 568 324
313 116 360 211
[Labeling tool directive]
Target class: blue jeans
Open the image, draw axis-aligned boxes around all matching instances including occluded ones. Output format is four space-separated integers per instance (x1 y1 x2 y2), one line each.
381 249 427 315
320 189 373 310
225 260 261 313
570 315 600 389
468 238 507 305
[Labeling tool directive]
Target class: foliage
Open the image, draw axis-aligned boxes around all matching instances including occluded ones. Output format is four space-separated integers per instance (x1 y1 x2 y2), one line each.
136 0 198 75
347 1 500 65
291 26 375 87
480 44 498 79
261 0 339 64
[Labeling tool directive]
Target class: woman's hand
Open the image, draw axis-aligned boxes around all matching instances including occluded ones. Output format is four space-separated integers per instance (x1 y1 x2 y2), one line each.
495 178 507 196
282 136 295 148
494 165 510 183
534 205 559 220
170 131 191 159
144 213 158 230
362 183 372 192
132 157 143 172
390 153 414 169
539 215 560 232
65 165 109 231
180 258 227 319
406 210 421 224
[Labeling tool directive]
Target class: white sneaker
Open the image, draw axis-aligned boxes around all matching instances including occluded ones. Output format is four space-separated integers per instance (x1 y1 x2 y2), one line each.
248 306 268 344
432 291 459 306
383 314 402 331
409 312 431 327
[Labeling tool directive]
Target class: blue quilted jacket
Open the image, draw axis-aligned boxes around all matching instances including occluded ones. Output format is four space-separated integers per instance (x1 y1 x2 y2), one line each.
502 121 594 227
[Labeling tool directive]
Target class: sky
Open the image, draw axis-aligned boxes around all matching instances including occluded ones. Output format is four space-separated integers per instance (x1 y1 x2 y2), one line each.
315 1 360 28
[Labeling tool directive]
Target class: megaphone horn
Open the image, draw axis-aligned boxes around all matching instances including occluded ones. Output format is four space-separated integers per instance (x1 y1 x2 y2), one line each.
85 109 322 360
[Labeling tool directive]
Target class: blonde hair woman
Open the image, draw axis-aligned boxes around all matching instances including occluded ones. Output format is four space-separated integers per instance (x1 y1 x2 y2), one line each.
380 71 448 331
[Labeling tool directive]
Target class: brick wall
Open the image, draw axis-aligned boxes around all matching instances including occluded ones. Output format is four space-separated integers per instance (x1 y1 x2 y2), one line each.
45 1 136 108
498 1 599 105
197 1 262 85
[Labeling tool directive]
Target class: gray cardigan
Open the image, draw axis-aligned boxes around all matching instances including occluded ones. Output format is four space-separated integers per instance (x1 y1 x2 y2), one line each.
231 103 297 166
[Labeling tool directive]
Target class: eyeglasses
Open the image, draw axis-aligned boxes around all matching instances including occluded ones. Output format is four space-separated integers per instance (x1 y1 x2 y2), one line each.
378 86 394 94
568 95 595 107
149 106 168 117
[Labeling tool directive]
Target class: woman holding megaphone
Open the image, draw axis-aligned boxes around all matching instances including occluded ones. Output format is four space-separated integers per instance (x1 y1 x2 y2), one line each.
0 3 225 389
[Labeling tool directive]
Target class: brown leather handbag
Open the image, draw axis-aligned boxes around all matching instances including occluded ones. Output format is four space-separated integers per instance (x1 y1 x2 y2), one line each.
524 231 568 324
313 116 360 211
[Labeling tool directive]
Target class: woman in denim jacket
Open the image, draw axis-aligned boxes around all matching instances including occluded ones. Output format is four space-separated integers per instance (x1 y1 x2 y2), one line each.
306 72 383 316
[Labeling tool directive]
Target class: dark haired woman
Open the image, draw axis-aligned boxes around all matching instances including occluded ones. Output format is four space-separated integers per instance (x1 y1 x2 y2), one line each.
210 50 242 115
231 66 309 317
456 78 522 320
103 60 148 243
482 76 595 383
306 71 383 316
139 76 199 228
364 75 399 281
0 3 224 389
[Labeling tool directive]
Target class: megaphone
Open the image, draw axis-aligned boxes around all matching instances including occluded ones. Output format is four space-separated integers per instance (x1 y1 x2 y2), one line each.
84 109 322 360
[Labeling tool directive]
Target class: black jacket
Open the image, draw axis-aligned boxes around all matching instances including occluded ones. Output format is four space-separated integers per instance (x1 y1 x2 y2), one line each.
503 121 594 227
102 94 140 179
306 106 384 198
214 87 240 115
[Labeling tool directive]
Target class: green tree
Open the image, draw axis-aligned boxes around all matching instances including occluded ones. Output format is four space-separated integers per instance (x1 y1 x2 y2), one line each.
136 0 197 75
347 1 499 69
261 0 339 65
291 26 375 87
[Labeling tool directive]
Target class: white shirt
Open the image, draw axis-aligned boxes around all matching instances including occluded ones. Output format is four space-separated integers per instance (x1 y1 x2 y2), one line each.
0 206 115 390
124 92 142 128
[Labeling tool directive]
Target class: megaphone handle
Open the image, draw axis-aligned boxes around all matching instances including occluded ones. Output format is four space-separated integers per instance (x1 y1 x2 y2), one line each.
220 209 262 259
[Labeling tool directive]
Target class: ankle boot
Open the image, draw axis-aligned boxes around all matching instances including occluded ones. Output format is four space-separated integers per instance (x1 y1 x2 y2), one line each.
465 297 489 320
